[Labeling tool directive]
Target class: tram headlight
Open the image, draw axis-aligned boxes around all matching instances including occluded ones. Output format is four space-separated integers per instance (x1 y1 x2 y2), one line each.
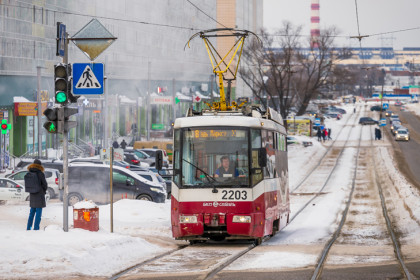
180 215 198 223
232 215 251 223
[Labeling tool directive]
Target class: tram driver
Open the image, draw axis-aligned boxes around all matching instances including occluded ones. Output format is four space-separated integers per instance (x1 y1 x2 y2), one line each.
214 155 244 178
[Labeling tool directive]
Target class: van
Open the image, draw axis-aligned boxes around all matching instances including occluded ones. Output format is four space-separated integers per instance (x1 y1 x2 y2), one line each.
61 164 166 205
133 140 173 162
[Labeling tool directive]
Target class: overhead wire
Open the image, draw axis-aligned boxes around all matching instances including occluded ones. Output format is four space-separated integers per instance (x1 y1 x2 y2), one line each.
0 2 419 41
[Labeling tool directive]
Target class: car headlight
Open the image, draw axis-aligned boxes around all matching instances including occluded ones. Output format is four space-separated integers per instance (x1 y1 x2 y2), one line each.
150 187 165 193
232 215 252 223
179 215 198 223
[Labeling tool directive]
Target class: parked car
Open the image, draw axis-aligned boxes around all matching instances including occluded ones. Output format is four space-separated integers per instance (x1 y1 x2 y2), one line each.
395 128 410 141
123 153 142 166
359 117 378 125
329 106 347 114
148 168 173 198
286 136 299 145
124 149 155 166
0 178 50 204
370 105 382 111
138 148 169 168
6 168 60 198
14 159 63 173
324 112 342 120
131 169 170 198
395 101 402 106
62 164 166 205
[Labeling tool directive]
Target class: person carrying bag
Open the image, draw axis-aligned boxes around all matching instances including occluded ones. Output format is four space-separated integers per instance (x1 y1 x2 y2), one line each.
25 159 48 230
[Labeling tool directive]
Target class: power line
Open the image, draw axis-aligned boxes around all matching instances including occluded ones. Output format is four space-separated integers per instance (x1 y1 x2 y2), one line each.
0 3 199 31
185 0 229 29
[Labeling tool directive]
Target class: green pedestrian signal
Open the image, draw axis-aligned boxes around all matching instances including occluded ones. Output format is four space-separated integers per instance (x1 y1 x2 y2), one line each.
175 97 180 104
1 119 11 134
45 122 57 133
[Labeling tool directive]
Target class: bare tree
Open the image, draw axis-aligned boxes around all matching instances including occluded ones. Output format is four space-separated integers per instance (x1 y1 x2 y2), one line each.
239 22 340 119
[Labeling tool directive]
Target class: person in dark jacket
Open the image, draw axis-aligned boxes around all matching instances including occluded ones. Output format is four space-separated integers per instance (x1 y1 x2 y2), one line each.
26 159 48 230
120 139 127 149
317 128 322 141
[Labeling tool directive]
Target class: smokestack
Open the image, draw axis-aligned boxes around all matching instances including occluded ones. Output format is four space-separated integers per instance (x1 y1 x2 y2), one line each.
310 0 320 48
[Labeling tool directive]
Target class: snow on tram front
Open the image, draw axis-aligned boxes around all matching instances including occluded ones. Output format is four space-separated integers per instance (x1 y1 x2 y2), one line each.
171 106 290 244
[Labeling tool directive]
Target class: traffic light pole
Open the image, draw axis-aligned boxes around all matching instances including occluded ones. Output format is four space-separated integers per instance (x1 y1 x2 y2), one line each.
37 66 42 158
63 32 69 232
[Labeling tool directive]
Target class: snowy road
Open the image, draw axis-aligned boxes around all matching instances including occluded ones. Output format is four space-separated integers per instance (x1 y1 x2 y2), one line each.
0 103 419 279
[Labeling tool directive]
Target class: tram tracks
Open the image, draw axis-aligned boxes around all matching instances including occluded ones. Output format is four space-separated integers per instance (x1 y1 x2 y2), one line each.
310 115 416 280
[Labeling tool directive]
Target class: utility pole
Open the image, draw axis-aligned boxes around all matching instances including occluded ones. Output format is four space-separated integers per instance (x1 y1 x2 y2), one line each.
147 60 151 141
63 31 69 232
37 67 42 158
104 55 108 148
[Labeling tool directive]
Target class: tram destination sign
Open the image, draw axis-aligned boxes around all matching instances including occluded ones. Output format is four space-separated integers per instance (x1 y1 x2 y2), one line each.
187 129 246 139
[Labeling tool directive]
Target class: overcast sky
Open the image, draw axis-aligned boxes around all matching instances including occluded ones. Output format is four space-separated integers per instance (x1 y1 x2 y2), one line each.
263 0 420 50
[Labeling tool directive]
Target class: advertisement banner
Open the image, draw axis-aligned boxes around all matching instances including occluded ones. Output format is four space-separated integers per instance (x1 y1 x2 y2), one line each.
14 102 48 116
150 96 173 105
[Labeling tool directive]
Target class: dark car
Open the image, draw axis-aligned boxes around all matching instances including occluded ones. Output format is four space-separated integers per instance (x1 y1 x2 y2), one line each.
329 106 347 114
14 159 63 173
124 149 155 166
123 153 141 166
359 117 378 125
370 105 382 111
61 164 166 205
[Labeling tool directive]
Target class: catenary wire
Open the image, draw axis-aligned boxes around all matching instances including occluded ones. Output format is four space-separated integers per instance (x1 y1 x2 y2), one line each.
1 3 419 40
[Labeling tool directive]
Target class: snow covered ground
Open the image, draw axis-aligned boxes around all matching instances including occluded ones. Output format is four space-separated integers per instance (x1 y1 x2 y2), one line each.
0 102 419 279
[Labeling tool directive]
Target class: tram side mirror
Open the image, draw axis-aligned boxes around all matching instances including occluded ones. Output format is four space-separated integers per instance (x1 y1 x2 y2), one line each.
155 150 163 171
258 148 267 168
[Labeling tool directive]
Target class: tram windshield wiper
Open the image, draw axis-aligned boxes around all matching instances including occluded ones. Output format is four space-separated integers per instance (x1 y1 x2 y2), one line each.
182 159 219 193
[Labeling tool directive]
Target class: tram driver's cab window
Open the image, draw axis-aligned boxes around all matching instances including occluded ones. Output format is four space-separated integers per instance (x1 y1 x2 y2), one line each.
181 128 249 187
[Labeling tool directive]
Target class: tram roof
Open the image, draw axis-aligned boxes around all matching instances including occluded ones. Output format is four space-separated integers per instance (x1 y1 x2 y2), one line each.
174 107 286 134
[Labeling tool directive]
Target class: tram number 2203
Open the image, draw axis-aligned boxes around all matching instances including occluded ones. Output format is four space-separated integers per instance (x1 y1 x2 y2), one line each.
221 190 247 200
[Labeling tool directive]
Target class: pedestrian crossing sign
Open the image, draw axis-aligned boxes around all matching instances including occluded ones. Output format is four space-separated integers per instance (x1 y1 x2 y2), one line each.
72 63 104 95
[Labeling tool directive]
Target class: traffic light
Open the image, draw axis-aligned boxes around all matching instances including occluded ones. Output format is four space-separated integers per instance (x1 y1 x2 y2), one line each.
62 106 78 132
54 63 71 105
43 107 62 134
43 106 78 134
54 63 80 105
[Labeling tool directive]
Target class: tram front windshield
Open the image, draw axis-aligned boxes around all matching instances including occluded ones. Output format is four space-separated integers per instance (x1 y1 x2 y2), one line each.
181 127 249 188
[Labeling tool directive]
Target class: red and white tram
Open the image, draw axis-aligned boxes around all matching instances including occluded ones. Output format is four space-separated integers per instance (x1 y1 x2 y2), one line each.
171 106 290 244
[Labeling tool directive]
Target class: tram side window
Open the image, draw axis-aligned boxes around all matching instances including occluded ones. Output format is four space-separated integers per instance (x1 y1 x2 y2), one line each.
173 129 181 186
251 129 263 186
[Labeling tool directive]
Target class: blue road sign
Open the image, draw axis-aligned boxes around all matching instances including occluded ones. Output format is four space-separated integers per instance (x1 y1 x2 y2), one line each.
72 63 104 95
382 103 389 110
58 23 66 57
379 118 387 126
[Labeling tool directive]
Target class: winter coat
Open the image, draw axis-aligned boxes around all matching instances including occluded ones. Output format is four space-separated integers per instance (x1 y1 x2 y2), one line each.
120 140 127 149
27 163 48 208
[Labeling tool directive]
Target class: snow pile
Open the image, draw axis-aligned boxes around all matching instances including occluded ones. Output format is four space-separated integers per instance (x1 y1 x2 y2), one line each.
73 200 98 209
0 200 172 278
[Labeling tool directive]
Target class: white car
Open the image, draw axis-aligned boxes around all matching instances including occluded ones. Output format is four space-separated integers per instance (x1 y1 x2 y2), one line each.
6 168 60 198
0 178 50 204
132 170 167 191
395 128 410 141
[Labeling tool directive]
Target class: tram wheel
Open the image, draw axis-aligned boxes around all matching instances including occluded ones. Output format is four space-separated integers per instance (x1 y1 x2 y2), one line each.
253 237 262 246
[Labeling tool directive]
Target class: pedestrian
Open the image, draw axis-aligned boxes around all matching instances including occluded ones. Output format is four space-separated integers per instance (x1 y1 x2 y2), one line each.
328 128 332 140
375 128 379 140
317 128 322 141
26 159 48 231
354 107 356 113
120 139 127 149
378 128 382 140
322 128 327 142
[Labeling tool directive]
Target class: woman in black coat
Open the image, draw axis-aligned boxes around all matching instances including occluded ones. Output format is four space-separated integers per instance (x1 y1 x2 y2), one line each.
26 159 48 230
